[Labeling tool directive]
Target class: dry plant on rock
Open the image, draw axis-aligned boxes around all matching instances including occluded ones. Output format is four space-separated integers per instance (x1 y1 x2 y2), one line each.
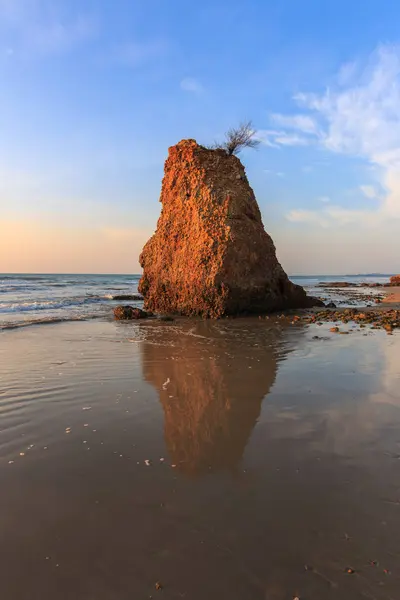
212 121 261 156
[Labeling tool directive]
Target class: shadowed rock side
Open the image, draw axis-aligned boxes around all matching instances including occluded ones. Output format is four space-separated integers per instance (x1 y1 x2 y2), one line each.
139 139 320 317
141 321 292 475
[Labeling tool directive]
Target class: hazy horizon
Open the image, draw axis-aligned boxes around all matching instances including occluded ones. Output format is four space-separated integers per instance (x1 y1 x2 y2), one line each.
0 271 395 278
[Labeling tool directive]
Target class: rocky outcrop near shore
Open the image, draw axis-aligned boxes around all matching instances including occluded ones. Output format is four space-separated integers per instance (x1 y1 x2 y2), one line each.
139 139 321 317
319 280 398 288
114 306 148 320
112 294 143 301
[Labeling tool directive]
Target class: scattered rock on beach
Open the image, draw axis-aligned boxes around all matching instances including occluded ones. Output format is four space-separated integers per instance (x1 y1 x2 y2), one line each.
299 307 400 332
319 282 352 288
112 294 143 301
138 139 323 317
113 305 148 320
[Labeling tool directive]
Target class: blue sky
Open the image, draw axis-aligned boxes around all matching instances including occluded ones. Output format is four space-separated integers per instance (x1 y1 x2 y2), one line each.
1 0 400 274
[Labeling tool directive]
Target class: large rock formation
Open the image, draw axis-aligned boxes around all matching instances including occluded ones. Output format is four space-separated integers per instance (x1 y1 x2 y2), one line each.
390 275 400 285
139 139 320 317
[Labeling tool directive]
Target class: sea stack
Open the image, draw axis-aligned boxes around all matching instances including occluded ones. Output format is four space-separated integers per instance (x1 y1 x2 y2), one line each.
139 139 320 317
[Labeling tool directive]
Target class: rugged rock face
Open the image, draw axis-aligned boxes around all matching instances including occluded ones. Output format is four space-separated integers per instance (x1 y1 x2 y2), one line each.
139 139 320 317
113 306 148 320
390 275 400 285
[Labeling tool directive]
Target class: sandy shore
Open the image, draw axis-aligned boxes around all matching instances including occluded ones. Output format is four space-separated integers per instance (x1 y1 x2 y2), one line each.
1 317 400 599
383 285 400 304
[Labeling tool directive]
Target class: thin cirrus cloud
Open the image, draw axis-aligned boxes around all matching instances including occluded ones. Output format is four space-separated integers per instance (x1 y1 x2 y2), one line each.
180 77 204 93
286 209 329 228
257 129 315 147
0 0 98 57
113 39 170 67
287 205 378 228
263 44 400 228
273 133 311 146
360 184 379 200
270 113 319 135
258 114 320 147
264 170 285 177
28 16 97 56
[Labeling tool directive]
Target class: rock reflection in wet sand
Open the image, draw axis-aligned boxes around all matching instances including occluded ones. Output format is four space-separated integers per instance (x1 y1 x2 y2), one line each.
142 320 287 475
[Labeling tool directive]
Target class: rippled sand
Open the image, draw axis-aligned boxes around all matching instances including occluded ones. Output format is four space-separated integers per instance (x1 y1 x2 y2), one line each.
1 318 400 599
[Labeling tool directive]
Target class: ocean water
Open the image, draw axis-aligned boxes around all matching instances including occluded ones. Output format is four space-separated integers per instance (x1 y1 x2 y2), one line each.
0 273 393 330
0 273 142 330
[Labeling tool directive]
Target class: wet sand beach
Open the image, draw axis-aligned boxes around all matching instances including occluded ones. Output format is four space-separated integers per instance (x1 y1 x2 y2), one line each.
383 286 400 305
1 317 400 599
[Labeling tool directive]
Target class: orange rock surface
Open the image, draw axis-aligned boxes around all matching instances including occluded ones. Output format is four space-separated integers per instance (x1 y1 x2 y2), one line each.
390 275 400 285
139 139 319 317
141 321 282 475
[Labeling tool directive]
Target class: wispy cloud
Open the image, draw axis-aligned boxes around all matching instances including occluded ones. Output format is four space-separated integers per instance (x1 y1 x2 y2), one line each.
0 1 98 57
272 44 400 226
286 209 329 227
113 39 169 67
318 196 330 203
273 133 312 146
264 169 285 177
291 47 400 168
258 128 316 147
360 184 379 200
180 77 204 93
29 16 97 56
270 113 319 134
287 205 378 228
259 113 320 147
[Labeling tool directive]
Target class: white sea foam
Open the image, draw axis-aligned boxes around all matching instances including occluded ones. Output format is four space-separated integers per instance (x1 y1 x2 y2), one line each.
0 273 142 330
